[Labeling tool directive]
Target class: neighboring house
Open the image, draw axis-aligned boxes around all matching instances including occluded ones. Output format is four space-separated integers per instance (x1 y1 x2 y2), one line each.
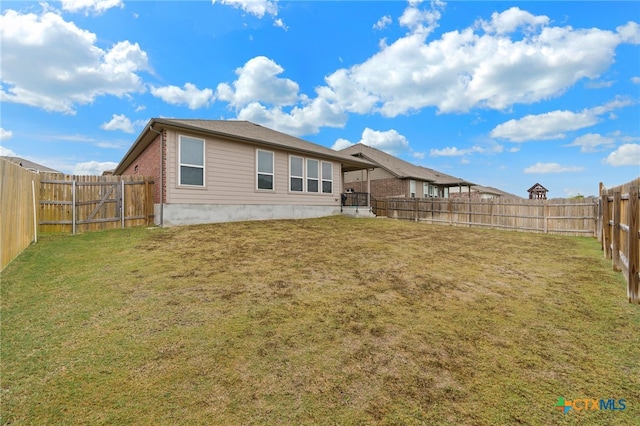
113 119 373 226
1 156 60 173
339 144 475 199
449 184 520 199
527 183 549 199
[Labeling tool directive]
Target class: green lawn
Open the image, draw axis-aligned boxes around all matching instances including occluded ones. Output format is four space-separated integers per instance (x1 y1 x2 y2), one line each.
1 216 638 425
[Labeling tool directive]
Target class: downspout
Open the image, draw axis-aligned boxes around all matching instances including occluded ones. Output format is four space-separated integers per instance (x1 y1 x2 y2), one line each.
148 125 164 227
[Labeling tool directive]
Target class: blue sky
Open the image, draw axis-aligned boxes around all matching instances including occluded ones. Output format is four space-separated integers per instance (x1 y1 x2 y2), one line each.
1 0 639 198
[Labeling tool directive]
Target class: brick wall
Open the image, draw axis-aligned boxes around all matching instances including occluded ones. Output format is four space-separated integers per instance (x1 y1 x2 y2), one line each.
344 177 408 198
121 133 165 203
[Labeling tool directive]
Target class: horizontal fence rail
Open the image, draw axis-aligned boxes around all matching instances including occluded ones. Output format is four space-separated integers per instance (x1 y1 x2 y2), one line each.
600 178 640 304
372 196 598 237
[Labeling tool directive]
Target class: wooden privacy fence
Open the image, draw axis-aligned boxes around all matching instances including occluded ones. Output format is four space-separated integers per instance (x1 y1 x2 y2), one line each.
600 178 639 304
372 196 598 237
0 159 40 271
39 173 155 234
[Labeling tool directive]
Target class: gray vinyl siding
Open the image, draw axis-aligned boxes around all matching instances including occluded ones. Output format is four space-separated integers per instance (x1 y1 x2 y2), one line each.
165 130 341 206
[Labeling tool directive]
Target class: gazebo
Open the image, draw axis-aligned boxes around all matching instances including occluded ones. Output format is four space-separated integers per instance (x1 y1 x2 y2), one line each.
527 183 548 199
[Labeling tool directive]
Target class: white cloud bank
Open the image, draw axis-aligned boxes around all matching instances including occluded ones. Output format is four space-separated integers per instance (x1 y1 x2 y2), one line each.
0 9 150 114
211 4 639 136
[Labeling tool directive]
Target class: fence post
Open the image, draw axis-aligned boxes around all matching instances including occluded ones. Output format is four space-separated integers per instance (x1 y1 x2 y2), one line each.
627 186 639 303
597 182 604 242
72 179 76 235
612 191 621 272
121 180 125 229
490 198 495 229
448 198 453 225
602 193 611 259
543 200 549 234
414 197 418 222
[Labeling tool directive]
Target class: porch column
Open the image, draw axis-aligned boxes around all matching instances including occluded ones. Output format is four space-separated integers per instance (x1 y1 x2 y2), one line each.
366 168 371 208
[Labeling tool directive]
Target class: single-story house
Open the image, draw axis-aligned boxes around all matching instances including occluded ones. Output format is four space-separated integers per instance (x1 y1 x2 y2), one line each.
1 156 60 173
339 144 475 199
113 118 373 226
449 184 520 199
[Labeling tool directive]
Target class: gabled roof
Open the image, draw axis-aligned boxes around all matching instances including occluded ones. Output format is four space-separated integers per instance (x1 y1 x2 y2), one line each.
470 185 521 198
114 118 374 175
339 143 475 187
1 156 60 173
527 182 548 192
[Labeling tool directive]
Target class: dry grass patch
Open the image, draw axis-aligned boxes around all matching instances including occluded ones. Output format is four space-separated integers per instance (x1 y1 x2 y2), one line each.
2 216 638 425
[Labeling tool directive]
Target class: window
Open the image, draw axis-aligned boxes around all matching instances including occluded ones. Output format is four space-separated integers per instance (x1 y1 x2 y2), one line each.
307 159 319 193
290 156 303 192
179 136 204 186
423 182 429 198
321 162 333 194
410 180 416 198
256 149 274 190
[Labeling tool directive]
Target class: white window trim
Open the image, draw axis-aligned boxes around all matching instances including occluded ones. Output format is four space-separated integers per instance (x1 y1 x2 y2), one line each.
178 135 205 187
321 161 333 194
256 149 275 191
410 179 416 198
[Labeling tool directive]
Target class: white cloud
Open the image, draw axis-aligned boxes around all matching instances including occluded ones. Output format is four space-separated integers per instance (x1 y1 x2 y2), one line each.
524 162 584 174
316 7 637 117
632 76 640 84
478 7 549 35
374 15 392 30
236 99 347 137
212 0 278 18
273 18 288 31
331 128 409 155
216 56 346 136
617 21 640 44
151 83 214 109
490 98 633 142
216 56 299 108
603 144 640 166
0 10 149 114
399 0 445 35
412 151 426 160
73 160 118 175
565 133 616 153
100 114 144 133
0 127 13 141
0 146 17 156
331 138 354 151
60 0 123 15
431 147 466 156
213 6 638 137
430 143 503 157
585 80 614 89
